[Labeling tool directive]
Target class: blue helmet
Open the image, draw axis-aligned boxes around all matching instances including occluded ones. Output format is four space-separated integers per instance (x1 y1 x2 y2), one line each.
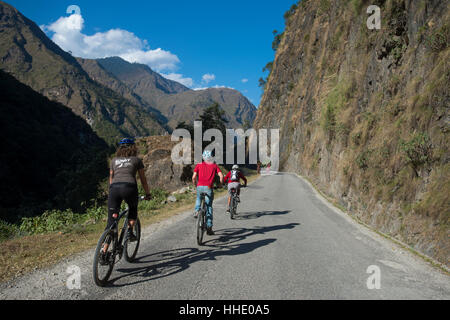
202 150 213 161
119 138 135 146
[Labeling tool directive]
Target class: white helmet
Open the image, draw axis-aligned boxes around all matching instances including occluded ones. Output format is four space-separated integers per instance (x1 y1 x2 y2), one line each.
202 150 213 162
232 165 239 170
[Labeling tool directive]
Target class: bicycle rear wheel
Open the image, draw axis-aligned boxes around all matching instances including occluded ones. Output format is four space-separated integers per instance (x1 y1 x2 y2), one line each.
230 197 235 219
124 218 141 262
197 200 206 245
93 229 116 287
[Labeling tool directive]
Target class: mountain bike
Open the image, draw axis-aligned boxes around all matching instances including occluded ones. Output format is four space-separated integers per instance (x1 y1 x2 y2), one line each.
229 188 238 220
196 192 210 246
93 197 143 287
229 184 246 219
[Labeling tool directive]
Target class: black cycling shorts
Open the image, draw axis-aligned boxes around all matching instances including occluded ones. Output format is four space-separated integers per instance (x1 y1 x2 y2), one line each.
106 182 138 229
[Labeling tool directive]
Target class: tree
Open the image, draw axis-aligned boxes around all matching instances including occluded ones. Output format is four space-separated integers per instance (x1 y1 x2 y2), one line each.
243 120 252 131
258 77 267 89
199 102 228 134
272 31 284 51
175 121 194 137
263 61 273 74
284 3 298 22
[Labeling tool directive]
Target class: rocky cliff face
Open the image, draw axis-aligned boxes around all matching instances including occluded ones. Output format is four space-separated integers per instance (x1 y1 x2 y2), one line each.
254 0 449 265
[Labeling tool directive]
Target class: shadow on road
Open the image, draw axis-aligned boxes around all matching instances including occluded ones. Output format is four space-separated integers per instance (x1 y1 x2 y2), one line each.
109 223 299 288
245 184 263 189
232 210 290 220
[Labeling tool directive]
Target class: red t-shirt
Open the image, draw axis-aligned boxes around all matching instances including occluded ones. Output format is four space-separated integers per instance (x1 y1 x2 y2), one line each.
194 162 222 188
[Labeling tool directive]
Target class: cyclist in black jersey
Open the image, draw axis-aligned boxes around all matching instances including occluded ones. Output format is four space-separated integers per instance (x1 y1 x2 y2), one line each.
106 138 151 241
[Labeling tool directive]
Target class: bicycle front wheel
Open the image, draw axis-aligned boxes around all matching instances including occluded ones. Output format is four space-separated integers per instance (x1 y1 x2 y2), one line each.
124 218 141 262
93 229 116 287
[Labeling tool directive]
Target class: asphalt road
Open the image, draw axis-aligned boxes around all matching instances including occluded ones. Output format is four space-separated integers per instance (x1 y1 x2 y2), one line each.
1 173 449 300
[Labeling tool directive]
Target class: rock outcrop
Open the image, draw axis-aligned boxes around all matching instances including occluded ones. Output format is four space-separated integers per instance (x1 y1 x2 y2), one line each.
138 136 193 192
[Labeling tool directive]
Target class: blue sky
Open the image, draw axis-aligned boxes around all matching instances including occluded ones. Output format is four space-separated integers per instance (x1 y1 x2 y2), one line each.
6 0 298 106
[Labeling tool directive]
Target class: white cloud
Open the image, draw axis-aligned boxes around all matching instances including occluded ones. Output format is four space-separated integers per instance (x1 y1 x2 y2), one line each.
44 13 179 72
201 73 215 84
241 78 249 83
193 85 235 91
161 73 194 87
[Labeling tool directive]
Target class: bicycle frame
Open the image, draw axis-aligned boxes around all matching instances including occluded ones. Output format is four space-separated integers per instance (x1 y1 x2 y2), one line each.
105 208 129 261
93 197 143 286
197 192 211 245
108 196 143 260
199 192 210 221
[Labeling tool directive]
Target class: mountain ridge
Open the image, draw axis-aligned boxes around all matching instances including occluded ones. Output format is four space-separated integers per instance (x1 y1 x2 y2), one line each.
95 56 257 129
0 1 166 144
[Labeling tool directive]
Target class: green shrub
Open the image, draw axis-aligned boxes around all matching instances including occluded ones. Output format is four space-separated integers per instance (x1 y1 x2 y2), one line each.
322 104 336 138
85 205 107 223
284 3 298 22
321 80 355 139
318 0 331 15
427 24 449 52
399 132 432 170
0 220 19 241
352 132 362 146
288 82 295 91
350 0 363 14
138 188 169 211
19 209 81 235
357 149 372 170
272 31 284 51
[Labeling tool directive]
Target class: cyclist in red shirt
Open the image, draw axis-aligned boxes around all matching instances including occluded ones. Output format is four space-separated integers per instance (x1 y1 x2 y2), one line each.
224 165 247 213
192 150 224 235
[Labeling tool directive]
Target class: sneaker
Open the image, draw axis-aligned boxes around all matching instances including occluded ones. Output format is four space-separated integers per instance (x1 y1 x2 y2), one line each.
127 229 137 242
206 227 215 236
193 210 199 219
226 209 230 214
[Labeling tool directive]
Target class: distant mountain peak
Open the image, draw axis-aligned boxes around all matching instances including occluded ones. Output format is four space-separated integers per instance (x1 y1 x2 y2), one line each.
95 56 257 129
0 1 166 143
